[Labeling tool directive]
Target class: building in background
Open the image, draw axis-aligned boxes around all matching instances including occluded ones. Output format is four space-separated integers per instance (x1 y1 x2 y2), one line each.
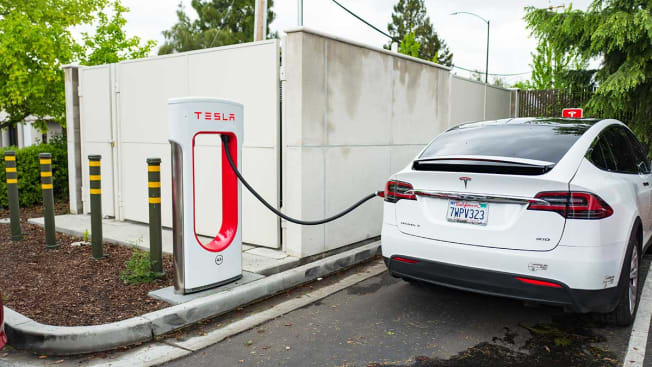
0 112 63 148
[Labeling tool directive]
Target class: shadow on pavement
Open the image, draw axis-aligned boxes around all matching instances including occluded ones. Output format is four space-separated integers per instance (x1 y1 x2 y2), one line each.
369 313 620 366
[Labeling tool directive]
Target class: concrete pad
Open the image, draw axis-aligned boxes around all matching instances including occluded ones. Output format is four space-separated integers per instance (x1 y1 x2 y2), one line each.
246 247 288 259
29 215 293 276
149 271 264 305
0 218 9 224
242 252 300 275
143 241 380 336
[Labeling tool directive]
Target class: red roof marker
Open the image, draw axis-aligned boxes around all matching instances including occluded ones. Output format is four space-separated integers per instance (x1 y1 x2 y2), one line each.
562 108 583 118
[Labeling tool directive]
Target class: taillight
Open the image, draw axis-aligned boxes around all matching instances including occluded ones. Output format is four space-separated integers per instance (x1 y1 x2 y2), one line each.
384 180 416 203
527 192 613 219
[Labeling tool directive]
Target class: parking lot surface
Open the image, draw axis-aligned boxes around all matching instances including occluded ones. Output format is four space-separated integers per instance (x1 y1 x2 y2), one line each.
163 254 651 367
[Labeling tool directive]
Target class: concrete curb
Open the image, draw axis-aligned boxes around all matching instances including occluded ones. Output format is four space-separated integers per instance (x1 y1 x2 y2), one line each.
4 241 381 355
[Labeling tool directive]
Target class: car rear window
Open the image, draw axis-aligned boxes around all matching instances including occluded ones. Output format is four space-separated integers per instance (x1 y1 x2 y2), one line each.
420 123 589 163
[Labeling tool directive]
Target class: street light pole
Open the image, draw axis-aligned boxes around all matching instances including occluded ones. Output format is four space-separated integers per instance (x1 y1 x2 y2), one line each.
298 0 303 26
485 20 490 83
451 11 490 83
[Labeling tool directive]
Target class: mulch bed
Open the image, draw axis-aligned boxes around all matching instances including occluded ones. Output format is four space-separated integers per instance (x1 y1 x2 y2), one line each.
0 202 174 326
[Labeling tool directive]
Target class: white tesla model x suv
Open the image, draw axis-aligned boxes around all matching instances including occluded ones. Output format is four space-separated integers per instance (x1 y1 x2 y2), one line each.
381 118 651 325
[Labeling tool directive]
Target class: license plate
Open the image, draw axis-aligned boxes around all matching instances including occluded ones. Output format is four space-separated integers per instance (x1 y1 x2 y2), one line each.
447 200 488 225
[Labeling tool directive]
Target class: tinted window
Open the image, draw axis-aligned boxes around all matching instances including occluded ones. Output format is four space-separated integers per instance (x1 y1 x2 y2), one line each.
420 123 587 163
602 126 638 174
587 136 617 171
623 129 651 174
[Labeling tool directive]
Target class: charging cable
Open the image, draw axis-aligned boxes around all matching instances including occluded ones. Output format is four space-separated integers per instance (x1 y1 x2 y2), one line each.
220 135 382 225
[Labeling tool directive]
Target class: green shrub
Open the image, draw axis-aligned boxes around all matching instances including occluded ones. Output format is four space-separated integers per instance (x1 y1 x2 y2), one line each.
119 249 163 285
0 135 68 208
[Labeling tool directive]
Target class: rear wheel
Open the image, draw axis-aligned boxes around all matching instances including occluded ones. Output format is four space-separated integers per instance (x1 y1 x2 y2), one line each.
599 229 640 326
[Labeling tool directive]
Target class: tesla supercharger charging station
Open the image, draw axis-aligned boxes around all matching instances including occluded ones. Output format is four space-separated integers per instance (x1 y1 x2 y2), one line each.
168 97 243 294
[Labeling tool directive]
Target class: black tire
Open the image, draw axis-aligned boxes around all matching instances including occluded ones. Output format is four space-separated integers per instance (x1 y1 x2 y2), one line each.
599 228 641 326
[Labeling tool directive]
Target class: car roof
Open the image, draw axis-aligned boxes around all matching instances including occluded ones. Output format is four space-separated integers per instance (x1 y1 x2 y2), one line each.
451 117 602 131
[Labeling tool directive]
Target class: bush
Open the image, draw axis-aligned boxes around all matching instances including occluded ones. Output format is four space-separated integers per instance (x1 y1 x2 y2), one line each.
119 249 163 285
0 135 68 208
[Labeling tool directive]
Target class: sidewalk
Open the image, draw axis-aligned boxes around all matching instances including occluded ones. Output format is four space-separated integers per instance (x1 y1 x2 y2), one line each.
28 215 298 275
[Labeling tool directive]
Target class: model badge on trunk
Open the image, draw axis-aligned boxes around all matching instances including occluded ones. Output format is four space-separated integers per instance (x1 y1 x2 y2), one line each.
528 263 548 272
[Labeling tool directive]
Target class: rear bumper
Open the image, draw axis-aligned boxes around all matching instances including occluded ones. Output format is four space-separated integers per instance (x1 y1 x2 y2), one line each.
381 223 626 313
384 255 620 313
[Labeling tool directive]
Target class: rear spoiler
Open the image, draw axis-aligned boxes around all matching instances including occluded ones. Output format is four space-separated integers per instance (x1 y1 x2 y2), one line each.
412 158 555 176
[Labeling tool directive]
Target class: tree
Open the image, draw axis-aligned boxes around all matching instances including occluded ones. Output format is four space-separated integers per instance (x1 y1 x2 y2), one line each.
470 70 483 82
385 0 452 65
0 0 106 130
398 32 420 58
159 0 276 55
78 0 157 66
0 0 156 132
491 77 507 88
515 39 592 90
525 1 652 151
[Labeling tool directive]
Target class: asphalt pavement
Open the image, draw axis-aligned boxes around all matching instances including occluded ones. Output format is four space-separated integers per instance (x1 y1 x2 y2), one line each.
162 255 651 367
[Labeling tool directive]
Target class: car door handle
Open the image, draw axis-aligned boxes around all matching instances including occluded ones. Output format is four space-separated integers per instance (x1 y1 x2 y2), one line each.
644 182 650 186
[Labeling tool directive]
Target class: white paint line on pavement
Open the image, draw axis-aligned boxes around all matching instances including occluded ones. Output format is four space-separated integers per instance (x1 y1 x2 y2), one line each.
0 261 386 367
623 261 652 367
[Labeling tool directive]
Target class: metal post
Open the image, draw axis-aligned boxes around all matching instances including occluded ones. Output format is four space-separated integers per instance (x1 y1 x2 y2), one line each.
88 155 105 259
485 20 490 84
39 153 58 249
4 151 22 241
253 0 268 41
298 0 303 26
147 158 163 274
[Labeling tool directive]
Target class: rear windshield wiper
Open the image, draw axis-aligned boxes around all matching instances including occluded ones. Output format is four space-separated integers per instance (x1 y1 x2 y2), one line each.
412 158 555 176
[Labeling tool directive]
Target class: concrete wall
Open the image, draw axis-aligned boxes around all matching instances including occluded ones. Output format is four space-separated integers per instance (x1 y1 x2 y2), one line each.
450 76 514 124
68 28 516 259
73 40 281 248
282 29 453 257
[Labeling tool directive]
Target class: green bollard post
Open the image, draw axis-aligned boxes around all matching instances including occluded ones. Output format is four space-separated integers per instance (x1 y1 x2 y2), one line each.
147 158 163 274
88 155 105 260
39 153 58 249
4 151 22 241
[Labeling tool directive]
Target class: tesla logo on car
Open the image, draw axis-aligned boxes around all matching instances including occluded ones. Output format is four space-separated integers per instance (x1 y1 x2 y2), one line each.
459 176 472 189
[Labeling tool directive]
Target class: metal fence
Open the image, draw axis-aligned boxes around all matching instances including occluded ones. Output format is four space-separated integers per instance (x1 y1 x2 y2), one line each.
518 88 595 118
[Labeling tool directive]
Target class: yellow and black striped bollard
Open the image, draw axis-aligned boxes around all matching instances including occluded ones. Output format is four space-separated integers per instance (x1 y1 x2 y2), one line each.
4 151 22 240
88 155 105 259
40 153 58 248
147 158 163 274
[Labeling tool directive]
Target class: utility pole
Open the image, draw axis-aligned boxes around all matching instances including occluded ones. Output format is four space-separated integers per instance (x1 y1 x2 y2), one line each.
253 0 268 41
298 0 303 26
